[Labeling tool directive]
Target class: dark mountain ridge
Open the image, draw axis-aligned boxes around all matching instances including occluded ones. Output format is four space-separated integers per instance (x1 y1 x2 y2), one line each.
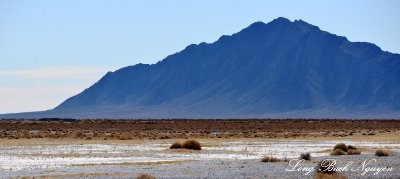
2 17 400 119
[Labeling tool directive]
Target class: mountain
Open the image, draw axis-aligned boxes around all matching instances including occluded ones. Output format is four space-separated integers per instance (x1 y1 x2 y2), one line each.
2 17 400 119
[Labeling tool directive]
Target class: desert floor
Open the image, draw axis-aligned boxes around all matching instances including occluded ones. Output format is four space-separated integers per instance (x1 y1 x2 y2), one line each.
0 119 399 178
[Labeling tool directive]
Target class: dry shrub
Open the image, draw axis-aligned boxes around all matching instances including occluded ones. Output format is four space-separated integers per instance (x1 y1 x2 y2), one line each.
300 153 311 161
182 139 202 150
375 149 389 157
331 149 346 155
283 156 288 162
315 160 336 174
118 136 127 140
261 156 280 162
313 172 347 179
136 173 156 179
333 143 348 152
170 142 183 149
347 145 356 150
347 149 361 155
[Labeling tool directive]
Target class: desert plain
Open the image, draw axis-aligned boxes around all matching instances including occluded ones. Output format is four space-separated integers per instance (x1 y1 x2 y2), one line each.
0 119 399 178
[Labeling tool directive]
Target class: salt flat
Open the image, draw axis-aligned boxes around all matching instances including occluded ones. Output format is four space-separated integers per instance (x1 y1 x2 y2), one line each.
1 137 399 178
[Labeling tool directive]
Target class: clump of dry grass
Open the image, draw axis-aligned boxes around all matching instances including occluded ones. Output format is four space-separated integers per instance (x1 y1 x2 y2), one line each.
313 172 347 179
314 160 347 179
347 145 356 150
169 142 183 149
313 160 347 179
333 143 348 152
331 149 346 156
136 173 156 179
261 156 280 162
375 149 390 157
347 149 361 155
300 153 311 160
182 139 202 150
316 160 336 174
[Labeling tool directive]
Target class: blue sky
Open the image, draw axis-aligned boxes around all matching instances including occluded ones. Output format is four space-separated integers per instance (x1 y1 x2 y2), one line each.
0 0 399 113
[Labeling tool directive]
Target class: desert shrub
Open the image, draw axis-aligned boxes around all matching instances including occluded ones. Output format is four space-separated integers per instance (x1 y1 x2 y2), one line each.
170 142 183 149
347 145 356 150
375 149 389 157
300 153 311 160
331 149 346 155
347 149 361 155
313 172 347 179
182 139 202 150
261 156 280 162
333 143 348 152
118 136 127 140
136 173 156 179
315 160 336 174
283 156 288 162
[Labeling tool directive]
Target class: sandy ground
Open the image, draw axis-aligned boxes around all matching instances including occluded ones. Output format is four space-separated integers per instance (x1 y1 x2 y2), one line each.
1 134 399 179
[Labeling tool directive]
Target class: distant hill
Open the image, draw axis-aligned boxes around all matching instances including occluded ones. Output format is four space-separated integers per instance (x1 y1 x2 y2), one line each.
2 17 400 119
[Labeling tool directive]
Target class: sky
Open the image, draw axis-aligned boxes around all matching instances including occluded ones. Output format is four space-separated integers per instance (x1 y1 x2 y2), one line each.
0 0 399 113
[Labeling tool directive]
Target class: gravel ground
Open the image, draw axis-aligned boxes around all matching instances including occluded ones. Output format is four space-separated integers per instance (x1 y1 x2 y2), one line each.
2 153 399 178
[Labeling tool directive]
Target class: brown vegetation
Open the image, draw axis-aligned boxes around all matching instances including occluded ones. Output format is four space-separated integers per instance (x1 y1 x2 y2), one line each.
331 149 346 155
375 149 390 157
169 142 183 149
331 143 362 155
347 145 356 150
136 173 156 179
316 160 336 174
314 160 347 178
300 153 311 160
0 119 399 140
347 149 361 155
333 143 348 152
313 172 347 179
182 140 202 150
261 156 280 162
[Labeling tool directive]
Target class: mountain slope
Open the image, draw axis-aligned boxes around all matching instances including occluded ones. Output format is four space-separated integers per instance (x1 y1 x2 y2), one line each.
3 17 400 119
